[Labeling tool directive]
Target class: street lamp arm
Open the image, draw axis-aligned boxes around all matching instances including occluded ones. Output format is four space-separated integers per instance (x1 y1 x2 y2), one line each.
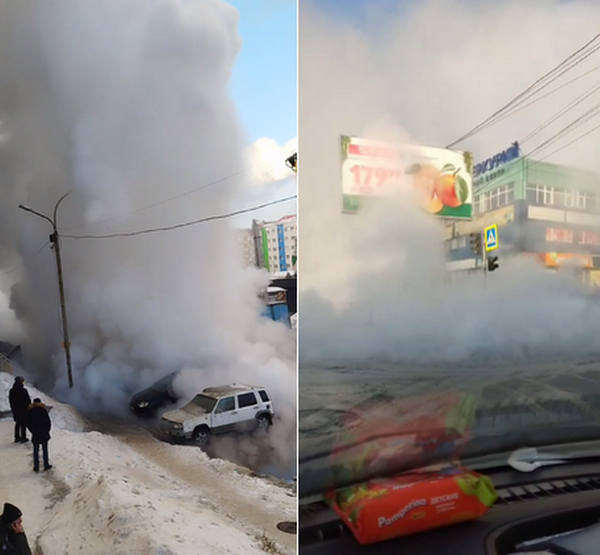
53 191 71 227
18 204 55 228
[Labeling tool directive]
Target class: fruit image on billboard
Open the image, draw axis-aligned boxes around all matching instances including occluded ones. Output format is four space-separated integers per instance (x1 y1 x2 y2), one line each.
340 135 473 218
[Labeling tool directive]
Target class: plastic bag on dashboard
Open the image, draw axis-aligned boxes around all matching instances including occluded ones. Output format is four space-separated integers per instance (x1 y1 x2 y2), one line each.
329 390 478 487
326 466 497 545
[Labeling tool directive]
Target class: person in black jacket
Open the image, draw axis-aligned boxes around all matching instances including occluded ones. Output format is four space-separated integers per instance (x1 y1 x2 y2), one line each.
26 398 52 472
0 503 32 555
8 377 31 443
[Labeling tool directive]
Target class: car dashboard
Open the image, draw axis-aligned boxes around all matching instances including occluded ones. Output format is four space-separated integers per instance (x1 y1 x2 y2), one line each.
299 461 600 554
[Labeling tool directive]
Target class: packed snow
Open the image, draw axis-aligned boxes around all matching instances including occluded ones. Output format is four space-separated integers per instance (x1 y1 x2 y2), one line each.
0 372 296 554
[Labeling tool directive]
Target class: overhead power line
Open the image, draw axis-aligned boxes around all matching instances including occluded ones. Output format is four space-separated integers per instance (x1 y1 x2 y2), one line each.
475 64 600 128
520 79 600 144
62 195 297 240
526 100 600 158
0 240 51 276
446 31 600 148
537 119 600 162
61 160 275 231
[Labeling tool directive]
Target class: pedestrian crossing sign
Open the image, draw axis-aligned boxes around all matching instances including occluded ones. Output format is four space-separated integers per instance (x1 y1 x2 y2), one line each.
484 224 498 252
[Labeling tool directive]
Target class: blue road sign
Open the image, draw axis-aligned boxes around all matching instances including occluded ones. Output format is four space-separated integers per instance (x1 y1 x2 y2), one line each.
484 224 498 252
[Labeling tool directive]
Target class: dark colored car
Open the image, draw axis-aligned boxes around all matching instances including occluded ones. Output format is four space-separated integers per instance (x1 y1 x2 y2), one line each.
129 372 179 416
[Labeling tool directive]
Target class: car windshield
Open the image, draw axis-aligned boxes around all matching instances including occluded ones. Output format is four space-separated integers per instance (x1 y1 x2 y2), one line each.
149 372 176 393
191 394 217 413
298 6 600 502
299 360 600 498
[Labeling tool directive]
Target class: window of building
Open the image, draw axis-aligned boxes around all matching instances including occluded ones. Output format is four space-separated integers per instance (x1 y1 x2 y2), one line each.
473 184 514 215
480 192 488 213
527 184 554 205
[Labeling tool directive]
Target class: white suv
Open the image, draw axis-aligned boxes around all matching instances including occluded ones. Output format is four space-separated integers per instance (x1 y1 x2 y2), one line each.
159 384 274 446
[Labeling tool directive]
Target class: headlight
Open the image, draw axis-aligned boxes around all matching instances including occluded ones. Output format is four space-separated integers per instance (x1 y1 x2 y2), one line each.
173 422 183 429
138 401 149 408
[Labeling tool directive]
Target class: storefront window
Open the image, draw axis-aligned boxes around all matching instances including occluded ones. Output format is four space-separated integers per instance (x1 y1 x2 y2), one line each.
546 228 573 243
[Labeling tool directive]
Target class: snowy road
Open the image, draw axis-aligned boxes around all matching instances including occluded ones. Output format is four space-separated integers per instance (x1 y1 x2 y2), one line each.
0 373 297 555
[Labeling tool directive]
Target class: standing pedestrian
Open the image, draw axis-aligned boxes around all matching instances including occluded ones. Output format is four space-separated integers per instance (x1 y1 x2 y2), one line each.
8 377 31 443
26 398 52 473
0 503 32 555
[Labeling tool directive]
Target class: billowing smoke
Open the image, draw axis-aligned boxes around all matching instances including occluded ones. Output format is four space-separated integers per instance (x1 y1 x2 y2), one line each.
299 0 600 366
246 137 297 187
0 0 295 464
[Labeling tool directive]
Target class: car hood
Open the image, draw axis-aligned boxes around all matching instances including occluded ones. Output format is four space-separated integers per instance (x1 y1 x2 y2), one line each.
162 404 208 424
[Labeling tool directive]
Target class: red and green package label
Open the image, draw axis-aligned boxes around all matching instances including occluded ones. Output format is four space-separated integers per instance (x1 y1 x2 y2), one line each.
329 391 479 484
326 467 497 545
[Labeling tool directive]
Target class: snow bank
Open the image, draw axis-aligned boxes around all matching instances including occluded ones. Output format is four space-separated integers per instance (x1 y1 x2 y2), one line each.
0 372 87 432
0 372 296 554
40 432 268 554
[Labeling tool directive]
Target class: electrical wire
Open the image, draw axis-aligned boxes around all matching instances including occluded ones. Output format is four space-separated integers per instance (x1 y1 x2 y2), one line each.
0 240 51 276
526 100 600 158
482 41 600 131
486 64 600 127
520 79 600 144
60 160 275 231
537 119 600 162
62 195 297 240
446 31 600 148
470 115 600 197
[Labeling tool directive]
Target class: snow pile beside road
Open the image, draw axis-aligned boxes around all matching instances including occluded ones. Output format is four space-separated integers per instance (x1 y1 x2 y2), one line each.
0 373 87 432
0 372 296 554
39 432 268 554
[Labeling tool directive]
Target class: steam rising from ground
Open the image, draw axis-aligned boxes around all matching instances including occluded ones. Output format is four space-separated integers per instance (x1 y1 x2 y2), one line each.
0 0 295 464
299 0 600 365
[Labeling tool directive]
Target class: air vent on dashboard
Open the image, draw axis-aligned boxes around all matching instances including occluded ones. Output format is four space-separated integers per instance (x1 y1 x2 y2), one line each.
495 476 600 505
300 517 351 547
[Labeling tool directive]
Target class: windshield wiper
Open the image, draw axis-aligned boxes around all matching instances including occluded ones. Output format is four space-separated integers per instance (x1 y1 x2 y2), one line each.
508 446 600 473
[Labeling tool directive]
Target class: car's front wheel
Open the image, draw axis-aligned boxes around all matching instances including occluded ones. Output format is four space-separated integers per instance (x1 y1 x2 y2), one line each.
192 426 211 446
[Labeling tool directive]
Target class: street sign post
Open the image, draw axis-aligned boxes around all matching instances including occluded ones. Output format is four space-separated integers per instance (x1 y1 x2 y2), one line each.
484 224 499 252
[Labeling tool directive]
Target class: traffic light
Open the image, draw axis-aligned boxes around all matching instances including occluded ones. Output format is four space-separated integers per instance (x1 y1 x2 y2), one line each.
487 256 499 272
285 152 297 173
469 232 482 255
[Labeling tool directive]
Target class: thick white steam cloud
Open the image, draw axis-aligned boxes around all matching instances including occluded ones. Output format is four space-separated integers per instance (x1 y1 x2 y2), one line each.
246 137 297 186
299 0 600 366
0 0 295 465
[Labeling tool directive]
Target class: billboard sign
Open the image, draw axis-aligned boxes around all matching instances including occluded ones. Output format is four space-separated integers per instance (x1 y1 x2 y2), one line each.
340 135 473 218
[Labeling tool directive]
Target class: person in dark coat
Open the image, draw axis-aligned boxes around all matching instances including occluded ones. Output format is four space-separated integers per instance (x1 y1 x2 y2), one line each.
8 377 31 443
26 398 52 472
0 503 32 555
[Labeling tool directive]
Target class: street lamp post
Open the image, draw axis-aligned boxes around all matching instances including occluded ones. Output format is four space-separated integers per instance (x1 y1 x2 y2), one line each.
18 192 73 388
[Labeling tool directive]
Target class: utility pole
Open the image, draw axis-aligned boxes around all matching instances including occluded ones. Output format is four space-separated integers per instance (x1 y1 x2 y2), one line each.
19 192 73 388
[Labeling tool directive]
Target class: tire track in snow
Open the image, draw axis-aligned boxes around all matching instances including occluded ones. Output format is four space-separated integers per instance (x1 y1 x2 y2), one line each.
85 413 297 553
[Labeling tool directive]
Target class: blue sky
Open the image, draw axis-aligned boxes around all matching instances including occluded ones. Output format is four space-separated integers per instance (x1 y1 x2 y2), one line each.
228 0 296 146
311 0 575 24
306 0 414 27
225 0 296 227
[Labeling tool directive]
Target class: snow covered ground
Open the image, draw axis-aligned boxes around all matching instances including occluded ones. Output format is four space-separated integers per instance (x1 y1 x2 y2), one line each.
0 372 296 554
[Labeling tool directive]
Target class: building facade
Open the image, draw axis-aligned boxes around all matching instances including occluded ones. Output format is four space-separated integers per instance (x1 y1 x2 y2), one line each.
259 214 297 275
445 152 600 287
240 215 297 276
237 228 258 268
